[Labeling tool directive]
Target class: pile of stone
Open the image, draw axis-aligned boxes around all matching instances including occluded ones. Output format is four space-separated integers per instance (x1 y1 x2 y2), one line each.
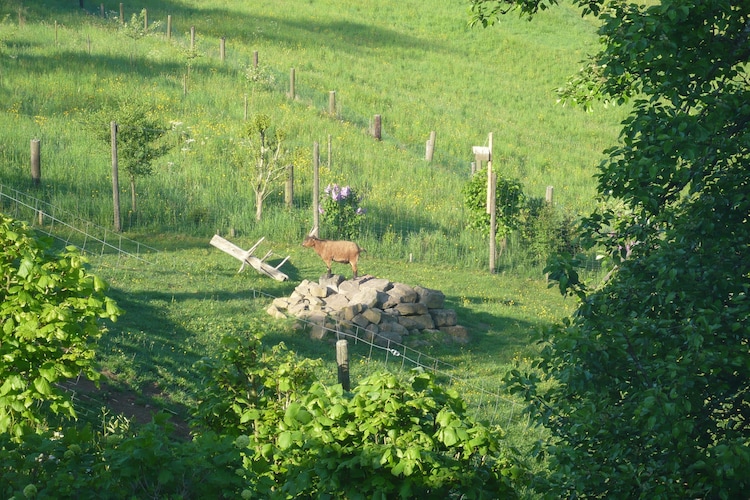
267 275 470 346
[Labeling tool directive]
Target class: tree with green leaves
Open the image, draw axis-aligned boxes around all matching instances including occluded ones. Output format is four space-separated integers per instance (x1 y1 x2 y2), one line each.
234 114 291 221
113 101 170 218
471 1 750 497
0 214 121 438
463 168 525 253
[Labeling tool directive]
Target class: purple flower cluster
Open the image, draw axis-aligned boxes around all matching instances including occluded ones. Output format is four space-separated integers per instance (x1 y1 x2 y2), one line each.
324 183 352 202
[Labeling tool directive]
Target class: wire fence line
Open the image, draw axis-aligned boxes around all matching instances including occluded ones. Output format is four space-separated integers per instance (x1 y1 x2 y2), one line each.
2 190 526 430
0 183 158 263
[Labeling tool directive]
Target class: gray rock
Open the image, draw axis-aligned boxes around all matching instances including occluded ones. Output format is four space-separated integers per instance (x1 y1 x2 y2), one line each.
415 286 446 309
395 302 429 316
349 287 379 308
430 308 457 327
362 307 382 324
324 293 350 312
359 277 393 292
266 304 286 319
397 314 435 330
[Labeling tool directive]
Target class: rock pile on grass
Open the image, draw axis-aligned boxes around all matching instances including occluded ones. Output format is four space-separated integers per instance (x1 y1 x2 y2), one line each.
267 274 470 346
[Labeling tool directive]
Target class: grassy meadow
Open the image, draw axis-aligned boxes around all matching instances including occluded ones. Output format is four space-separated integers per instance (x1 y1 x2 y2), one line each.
1 0 619 440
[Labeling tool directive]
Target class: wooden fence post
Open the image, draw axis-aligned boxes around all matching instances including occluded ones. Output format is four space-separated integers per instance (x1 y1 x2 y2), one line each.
289 68 295 99
425 130 436 161
489 170 497 274
143 9 148 30
220 37 226 62
253 50 258 68
190 26 196 52
313 142 320 236
336 339 350 391
120 3 124 23
30 139 41 188
546 185 554 205
372 114 382 140
329 90 336 115
167 14 172 38
100 3 104 17
111 121 122 232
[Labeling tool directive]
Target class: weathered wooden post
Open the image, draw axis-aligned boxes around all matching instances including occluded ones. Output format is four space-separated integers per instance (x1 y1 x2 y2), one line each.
473 134 495 273
489 170 497 273
111 121 122 232
100 3 104 17
313 141 320 236
253 50 258 68
329 90 336 115
546 185 554 205
289 68 296 99
120 3 124 23
167 14 172 38
30 139 41 188
220 37 226 62
336 339 350 391
425 130 436 161
190 26 196 52
55 20 58 44
143 9 148 30
487 132 496 273
372 114 382 140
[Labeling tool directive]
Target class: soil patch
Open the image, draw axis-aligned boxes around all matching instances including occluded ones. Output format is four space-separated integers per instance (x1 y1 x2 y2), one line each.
60 371 191 440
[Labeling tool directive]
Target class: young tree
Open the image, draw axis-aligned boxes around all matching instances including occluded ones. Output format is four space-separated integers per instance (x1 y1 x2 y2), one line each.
0 215 121 438
462 168 525 253
113 101 170 217
471 1 750 497
235 114 291 221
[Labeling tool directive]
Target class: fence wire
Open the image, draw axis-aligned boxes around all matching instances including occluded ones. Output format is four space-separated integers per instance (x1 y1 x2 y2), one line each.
6 189 527 431
0 183 158 263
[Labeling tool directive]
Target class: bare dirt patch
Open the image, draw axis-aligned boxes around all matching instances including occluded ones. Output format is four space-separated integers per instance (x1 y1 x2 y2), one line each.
60 371 191 440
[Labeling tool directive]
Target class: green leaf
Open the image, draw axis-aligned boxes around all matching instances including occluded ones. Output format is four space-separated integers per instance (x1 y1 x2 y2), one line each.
33 377 52 396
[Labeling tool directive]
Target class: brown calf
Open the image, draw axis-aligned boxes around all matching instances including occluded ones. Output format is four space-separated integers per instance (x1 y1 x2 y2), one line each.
302 236 364 278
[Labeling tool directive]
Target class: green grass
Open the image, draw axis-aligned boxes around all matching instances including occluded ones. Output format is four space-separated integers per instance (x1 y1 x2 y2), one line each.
1 0 608 458
0 0 628 272
80 235 572 433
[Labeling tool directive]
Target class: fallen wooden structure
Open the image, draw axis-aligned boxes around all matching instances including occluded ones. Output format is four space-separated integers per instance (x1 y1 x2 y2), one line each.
210 234 290 281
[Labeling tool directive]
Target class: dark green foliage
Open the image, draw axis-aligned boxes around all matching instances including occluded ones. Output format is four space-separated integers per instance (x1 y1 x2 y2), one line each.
517 197 580 266
0 214 121 438
473 0 750 498
463 168 525 240
0 415 243 499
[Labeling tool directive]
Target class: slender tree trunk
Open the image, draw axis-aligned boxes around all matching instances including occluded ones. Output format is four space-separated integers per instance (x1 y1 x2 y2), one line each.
255 192 263 220
130 175 137 215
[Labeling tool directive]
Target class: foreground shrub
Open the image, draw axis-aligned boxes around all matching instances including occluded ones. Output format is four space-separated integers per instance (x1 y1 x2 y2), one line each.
194 333 525 498
0 214 121 438
0 413 243 499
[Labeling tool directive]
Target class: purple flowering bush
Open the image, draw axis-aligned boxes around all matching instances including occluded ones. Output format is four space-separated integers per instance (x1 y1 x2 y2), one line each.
320 183 365 240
